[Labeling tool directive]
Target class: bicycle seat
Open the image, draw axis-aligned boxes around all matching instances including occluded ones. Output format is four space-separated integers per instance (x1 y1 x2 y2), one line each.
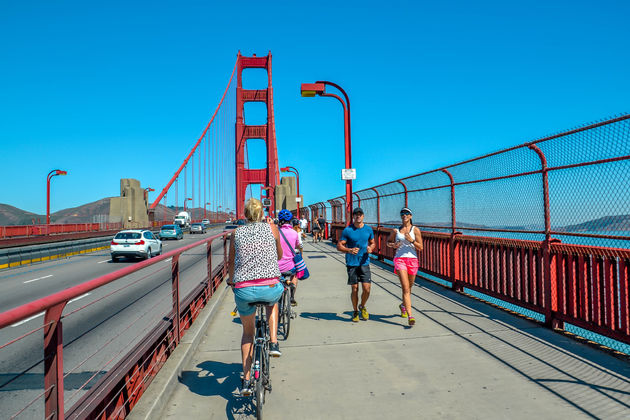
248 300 275 307
280 271 294 277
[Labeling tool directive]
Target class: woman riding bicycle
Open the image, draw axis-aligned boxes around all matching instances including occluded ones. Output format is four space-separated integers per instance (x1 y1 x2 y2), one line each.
277 209 302 306
228 198 284 395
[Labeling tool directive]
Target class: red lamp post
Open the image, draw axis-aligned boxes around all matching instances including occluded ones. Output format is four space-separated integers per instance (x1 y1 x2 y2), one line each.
280 166 300 216
46 169 67 225
183 198 192 212
205 202 211 220
300 81 353 225
144 187 154 203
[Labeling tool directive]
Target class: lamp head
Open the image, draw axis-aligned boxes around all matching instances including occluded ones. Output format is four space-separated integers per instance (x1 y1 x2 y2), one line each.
56 170 67 176
301 83 325 97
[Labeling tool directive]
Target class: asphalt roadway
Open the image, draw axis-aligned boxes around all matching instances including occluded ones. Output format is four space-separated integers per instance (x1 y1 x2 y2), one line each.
0 226 228 419
134 240 630 420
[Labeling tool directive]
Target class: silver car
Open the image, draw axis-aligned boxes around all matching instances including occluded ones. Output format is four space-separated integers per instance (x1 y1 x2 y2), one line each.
190 223 207 234
111 229 162 261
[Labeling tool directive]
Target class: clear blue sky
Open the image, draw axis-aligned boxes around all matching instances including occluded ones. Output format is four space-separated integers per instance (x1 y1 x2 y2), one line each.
1 0 628 215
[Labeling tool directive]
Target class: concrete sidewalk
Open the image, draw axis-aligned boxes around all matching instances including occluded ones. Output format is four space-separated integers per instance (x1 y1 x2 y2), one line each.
137 240 630 419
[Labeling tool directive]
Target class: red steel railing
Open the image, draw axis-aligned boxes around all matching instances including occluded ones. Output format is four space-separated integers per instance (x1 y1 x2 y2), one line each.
0 231 229 419
330 224 630 346
0 223 124 239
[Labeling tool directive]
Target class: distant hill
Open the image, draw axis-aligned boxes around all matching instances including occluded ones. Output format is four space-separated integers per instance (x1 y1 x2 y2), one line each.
52 198 113 224
0 204 43 225
0 201 232 226
559 214 630 232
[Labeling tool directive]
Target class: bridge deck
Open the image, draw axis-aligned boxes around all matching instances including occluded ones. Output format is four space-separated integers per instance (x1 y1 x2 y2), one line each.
133 241 630 420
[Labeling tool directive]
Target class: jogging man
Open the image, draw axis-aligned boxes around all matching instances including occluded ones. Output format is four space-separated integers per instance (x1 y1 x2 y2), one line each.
336 207 375 322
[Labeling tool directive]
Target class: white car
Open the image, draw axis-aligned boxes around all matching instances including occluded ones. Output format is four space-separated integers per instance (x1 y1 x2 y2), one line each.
111 229 162 261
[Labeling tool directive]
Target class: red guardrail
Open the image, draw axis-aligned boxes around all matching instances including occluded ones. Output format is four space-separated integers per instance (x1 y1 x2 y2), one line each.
0 223 125 239
330 223 630 347
0 231 229 419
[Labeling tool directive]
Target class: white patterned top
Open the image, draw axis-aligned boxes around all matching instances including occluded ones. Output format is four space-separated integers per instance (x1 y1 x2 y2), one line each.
233 222 281 283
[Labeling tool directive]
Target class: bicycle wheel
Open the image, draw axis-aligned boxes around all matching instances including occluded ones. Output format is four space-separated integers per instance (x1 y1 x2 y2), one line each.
282 289 291 339
262 339 270 388
278 291 287 338
255 377 264 419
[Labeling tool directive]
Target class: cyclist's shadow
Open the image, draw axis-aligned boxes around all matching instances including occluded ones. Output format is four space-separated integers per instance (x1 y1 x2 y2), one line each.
178 360 255 419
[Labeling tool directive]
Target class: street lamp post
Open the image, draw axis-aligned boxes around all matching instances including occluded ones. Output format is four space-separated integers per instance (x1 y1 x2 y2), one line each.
144 187 155 203
46 169 67 225
184 198 192 212
300 81 352 224
280 166 300 217
205 202 211 220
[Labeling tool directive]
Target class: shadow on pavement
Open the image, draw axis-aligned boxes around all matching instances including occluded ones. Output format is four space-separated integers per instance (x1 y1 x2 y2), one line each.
179 360 255 420
299 310 404 327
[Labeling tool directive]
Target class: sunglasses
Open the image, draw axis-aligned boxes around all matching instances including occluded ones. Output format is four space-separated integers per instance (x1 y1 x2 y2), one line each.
400 212 412 216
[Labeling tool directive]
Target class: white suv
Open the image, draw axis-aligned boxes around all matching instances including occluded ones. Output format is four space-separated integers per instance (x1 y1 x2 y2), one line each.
111 229 162 261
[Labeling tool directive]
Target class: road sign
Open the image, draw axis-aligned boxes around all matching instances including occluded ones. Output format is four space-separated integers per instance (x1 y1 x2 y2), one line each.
341 168 356 180
296 197 302 202
262 198 272 207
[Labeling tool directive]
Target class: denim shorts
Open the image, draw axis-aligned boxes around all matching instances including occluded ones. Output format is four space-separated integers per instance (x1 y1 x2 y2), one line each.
233 282 284 316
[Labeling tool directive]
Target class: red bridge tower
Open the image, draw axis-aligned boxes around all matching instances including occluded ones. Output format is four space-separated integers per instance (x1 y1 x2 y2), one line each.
235 52 280 218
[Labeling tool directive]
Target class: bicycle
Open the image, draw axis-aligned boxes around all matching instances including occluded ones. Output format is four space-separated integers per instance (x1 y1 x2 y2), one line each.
278 271 296 339
247 300 273 419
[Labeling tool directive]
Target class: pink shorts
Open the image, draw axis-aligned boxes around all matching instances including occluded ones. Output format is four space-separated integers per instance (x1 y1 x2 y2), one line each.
394 257 419 276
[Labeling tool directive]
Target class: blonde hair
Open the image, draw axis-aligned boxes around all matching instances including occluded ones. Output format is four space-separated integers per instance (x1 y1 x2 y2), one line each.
244 198 263 222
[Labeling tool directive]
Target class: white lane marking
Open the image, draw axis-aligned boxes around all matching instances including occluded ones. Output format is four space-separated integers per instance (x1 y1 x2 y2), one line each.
165 258 172 262
11 312 44 327
97 259 111 264
68 293 91 304
23 274 53 284
11 293 91 327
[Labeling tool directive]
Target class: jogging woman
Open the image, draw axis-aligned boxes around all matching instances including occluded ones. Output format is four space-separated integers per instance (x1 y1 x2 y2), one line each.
277 209 302 306
228 198 284 395
386 207 423 326
311 218 321 242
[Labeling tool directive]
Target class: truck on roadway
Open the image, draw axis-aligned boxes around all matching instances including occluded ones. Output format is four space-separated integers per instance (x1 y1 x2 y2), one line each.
173 211 191 229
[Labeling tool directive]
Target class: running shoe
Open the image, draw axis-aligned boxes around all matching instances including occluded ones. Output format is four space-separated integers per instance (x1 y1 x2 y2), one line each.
240 379 252 396
359 305 369 321
352 310 360 322
399 303 408 318
269 342 282 357
291 299 298 307
408 316 416 326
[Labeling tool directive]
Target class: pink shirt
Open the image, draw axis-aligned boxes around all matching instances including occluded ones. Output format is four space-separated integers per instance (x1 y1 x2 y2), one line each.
278 224 300 272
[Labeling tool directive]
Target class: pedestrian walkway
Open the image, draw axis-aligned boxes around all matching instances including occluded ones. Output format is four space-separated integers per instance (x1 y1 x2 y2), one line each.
133 240 630 420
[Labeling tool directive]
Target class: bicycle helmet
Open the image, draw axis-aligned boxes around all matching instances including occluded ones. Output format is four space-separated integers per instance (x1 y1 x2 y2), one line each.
278 209 293 222
291 218 300 227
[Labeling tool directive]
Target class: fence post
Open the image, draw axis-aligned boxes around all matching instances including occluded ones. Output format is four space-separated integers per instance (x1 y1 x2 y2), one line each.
206 240 213 294
223 235 229 278
441 169 461 291
396 180 408 208
528 144 560 328
44 302 66 420
370 188 383 260
171 254 181 343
